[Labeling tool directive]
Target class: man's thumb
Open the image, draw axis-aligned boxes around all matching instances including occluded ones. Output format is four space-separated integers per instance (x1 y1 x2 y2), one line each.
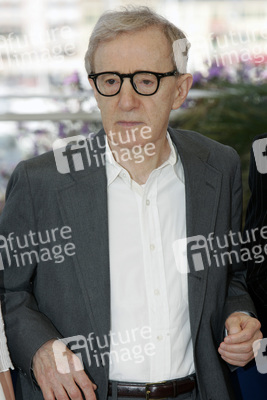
226 315 242 335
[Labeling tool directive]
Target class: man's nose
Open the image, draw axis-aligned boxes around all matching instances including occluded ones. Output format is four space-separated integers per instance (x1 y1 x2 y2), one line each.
117 78 140 110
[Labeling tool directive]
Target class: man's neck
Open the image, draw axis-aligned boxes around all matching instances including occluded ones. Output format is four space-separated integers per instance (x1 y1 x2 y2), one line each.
108 135 171 185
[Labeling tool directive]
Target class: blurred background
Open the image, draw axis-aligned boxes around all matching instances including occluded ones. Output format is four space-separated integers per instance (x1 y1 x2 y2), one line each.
0 0 266 218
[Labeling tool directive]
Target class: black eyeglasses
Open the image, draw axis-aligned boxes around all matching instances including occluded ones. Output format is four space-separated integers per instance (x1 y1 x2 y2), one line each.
88 70 179 97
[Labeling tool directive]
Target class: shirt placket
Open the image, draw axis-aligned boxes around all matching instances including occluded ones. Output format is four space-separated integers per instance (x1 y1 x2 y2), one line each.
141 171 171 381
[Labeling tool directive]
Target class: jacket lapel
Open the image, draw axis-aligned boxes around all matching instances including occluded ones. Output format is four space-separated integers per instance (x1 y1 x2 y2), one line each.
55 131 110 374
169 127 223 343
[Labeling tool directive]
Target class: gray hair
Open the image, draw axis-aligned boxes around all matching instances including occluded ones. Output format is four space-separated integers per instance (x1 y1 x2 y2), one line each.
84 6 190 74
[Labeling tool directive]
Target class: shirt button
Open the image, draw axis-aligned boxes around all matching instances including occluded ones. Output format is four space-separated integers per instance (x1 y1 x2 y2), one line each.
157 335 163 341
154 289 160 295
146 199 150 206
150 244 155 251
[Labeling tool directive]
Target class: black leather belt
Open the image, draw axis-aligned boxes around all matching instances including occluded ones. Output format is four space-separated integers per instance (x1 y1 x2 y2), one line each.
108 376 196 399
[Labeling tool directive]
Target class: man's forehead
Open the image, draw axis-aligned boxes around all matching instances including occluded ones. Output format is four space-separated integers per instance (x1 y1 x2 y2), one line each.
93 27 173 71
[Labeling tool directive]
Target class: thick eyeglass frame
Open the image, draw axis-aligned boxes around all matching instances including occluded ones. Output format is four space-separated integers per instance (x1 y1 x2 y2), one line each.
88 70 179 97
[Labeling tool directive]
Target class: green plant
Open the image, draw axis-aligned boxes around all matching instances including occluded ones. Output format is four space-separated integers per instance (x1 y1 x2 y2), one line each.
171 83 267 225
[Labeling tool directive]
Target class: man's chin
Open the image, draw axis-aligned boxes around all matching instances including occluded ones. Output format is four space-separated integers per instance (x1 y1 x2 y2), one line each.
115 122 144 130
109 139 149 150
105 123 151 147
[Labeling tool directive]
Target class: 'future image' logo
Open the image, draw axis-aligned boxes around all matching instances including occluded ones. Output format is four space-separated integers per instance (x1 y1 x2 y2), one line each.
53 135 92 174
253 338 267 374
172 235 211 274
253 138 267 174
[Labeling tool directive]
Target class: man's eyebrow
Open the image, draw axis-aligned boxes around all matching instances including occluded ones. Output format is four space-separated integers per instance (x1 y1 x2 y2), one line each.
90 70 122 75
91 70 167 75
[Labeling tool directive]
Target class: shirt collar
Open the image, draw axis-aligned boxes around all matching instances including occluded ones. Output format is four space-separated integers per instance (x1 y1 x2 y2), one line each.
105 135 127 186
105 131 180 187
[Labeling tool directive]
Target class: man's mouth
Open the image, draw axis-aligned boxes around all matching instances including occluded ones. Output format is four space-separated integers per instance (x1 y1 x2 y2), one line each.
116 121 143 128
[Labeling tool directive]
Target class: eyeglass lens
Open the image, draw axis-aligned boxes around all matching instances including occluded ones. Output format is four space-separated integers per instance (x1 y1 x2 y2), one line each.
96 73 158 95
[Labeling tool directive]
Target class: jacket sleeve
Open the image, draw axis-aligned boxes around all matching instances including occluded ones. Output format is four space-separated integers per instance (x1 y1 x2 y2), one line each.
0 161 62 385
223 149 257 324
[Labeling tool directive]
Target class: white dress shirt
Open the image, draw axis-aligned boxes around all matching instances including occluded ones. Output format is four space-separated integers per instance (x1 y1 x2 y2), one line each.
106 133 195 382
0 303 13 373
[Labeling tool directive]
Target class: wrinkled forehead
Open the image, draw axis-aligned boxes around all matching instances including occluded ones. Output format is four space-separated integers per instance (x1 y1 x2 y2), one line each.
93 27 174 73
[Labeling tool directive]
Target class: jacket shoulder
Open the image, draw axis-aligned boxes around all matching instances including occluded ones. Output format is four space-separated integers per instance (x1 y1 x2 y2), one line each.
169 127 240 166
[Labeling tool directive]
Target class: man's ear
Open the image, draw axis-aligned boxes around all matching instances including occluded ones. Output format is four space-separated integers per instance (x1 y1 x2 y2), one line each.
88 78 97 96
88 78 100 108
172 73 193 110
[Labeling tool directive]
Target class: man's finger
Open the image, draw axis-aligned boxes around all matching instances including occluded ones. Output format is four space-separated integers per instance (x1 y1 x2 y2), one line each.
219 348 254 362
225 315 242 336
53 385 72 400
219 341 253 354
224 329 252 344
37 371 59 400
224 319 262 344
220 353 254 367
63 381 85 400
39 387 55 400
74 372 97 400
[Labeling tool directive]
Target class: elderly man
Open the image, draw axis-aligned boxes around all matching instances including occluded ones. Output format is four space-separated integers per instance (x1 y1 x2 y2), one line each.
0 6 262 400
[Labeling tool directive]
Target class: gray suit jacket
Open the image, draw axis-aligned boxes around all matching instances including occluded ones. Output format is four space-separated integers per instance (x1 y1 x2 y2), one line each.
0 127 256 400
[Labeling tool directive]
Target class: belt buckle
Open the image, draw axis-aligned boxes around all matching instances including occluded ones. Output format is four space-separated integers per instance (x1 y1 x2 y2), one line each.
145 381 166 400
145 384 151 400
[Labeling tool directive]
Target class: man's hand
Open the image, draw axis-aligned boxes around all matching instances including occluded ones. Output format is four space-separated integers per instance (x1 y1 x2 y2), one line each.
32 339 97 400
218 312 263 367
